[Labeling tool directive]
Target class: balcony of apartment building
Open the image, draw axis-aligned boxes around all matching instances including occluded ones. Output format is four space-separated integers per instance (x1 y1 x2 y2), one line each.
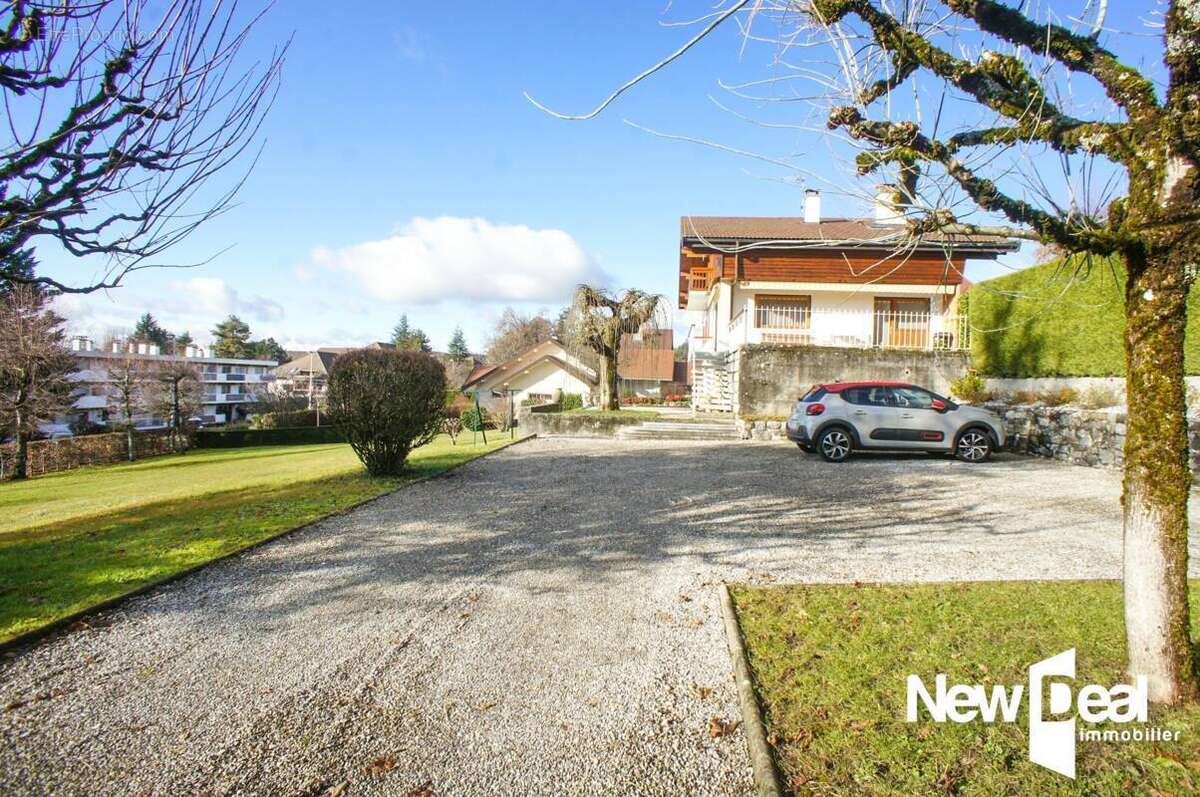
722 297 969 352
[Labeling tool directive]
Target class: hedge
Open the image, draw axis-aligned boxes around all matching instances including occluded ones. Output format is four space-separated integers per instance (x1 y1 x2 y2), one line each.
0 429 181 480
194 425 345 448
968 255 1200 377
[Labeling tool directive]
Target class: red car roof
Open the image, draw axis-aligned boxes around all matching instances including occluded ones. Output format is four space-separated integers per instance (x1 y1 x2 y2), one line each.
818 380 914 392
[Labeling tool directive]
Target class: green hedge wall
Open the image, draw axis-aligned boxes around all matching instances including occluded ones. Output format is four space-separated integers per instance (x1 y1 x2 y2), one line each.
195 425 345 448
968 255 1200 377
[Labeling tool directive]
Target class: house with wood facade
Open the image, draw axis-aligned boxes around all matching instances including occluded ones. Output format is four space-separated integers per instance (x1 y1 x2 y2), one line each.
678 189 1017 410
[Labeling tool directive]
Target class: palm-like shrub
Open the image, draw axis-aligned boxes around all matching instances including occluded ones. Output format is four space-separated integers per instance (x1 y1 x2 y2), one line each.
327 348 447 476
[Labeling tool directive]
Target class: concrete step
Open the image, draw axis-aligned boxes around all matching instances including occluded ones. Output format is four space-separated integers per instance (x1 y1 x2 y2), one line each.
616 422 742 441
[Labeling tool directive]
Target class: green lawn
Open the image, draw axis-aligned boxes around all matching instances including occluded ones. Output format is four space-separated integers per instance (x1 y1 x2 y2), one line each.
0 434 518 642
731 581 1200 797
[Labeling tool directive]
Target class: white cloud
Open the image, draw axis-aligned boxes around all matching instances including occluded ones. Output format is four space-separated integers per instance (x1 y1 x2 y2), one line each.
311 216 603 305
169 277 284 322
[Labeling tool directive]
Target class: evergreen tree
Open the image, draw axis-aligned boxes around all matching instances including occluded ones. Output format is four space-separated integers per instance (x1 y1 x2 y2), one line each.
133 313 170 349
251 337 289 364
0 242 38 299
211 315 252 358
390 315 412 347
174 330 194 352
447 326 469 360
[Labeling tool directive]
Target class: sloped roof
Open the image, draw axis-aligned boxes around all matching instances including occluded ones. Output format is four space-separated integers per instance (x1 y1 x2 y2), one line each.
462 338 597 390
274 350 338 377
617 329 674 381
680 216 1016 251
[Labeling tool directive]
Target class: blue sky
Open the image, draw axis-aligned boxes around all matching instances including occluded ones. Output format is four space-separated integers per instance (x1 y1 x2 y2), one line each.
48 1 1164 353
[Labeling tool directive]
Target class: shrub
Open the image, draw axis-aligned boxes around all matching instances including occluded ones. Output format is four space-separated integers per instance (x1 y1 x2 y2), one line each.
1037 386 1078 406
461 405 489 432
559 392 584 411
326 349 447 476
1078 385 1121 409
1009 389 1039 405
949 371 990 404
968 254 1200 377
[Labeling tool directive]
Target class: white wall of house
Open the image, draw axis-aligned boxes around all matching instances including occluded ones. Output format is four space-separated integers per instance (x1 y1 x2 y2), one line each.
474 358 595 409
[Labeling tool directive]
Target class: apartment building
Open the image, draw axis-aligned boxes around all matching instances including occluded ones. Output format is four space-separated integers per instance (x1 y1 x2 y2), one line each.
59 336 277 432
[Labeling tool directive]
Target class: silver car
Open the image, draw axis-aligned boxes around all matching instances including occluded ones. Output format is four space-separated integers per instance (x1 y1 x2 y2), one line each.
785 380 1005 463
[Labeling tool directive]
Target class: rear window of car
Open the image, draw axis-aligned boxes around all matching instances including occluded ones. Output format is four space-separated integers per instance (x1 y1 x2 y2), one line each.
799 386 825 402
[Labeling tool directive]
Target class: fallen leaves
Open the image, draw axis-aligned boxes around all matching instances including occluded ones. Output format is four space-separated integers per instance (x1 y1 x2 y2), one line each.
327 783 348 797
365 754 397 775
691 684 713 701
407 781 434 797
709 716 741 738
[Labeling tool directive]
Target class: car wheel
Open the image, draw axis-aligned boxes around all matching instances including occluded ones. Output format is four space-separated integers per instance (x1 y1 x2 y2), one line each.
955 428 992 463
817 427 852 462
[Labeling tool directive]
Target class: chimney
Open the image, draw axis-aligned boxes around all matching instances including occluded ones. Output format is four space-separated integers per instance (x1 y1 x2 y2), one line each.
148 343 160 356
111 340 122 353
804 189 821 223
874 184 906 225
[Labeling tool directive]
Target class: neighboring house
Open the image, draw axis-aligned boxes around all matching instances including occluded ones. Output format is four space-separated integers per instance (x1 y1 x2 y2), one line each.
617 329 676 397
59 337 276 431
462 338 597 410
679 189 1016 357
272 350 340 403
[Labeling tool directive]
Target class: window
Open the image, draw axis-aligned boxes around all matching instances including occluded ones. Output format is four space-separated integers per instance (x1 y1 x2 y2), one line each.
890 386 936 409
843 386 896 406
755 295 811 329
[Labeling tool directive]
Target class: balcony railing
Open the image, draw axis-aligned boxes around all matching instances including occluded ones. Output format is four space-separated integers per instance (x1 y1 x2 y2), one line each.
688 269 712 292
728 307 970 351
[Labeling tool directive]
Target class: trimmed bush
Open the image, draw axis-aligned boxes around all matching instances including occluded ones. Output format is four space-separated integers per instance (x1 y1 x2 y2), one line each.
194 425 344 448
969 255 1200 377
327 348 447 476
559 392 583 411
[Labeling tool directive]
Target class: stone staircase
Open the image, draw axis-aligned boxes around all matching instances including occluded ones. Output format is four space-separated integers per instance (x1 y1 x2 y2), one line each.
614 417 741 442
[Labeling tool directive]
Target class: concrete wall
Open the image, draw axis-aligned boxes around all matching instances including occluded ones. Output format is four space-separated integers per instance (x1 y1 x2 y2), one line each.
736 344 971 418
521 413 644 439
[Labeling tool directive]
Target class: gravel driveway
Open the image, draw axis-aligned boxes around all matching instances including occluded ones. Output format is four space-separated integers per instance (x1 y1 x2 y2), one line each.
3 438 1198 796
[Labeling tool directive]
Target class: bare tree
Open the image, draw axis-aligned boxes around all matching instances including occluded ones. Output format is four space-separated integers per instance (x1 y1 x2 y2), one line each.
564 286 662 410
0 285 73 479
150 359 200 452
532 1 1200 703
485 307 554 364
0 1 285 294
108 350 152 461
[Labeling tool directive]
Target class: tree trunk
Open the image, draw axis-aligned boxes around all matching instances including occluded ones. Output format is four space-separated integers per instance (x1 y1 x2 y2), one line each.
126 425 135 462
600 355 619 410
1122 244 1199 704
11 406 27 480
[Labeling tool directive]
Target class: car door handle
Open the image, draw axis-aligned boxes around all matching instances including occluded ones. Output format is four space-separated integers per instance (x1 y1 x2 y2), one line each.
853 410 868 416
900 412 914 419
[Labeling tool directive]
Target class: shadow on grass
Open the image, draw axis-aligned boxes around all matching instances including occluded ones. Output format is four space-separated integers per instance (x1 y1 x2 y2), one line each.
0 471 404 640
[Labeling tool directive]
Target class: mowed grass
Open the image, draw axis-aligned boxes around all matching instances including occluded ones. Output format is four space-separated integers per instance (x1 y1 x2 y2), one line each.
0 435 518 642
731 581 1200 797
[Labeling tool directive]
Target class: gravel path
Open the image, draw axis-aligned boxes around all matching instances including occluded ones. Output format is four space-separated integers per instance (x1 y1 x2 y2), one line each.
2 438 1197 796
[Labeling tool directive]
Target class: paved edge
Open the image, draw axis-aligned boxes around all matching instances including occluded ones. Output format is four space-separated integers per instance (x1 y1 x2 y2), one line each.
719 582 785 797
0 434 537 657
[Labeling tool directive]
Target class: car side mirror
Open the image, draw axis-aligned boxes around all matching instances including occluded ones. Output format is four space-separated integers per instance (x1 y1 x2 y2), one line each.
931 399 948 412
